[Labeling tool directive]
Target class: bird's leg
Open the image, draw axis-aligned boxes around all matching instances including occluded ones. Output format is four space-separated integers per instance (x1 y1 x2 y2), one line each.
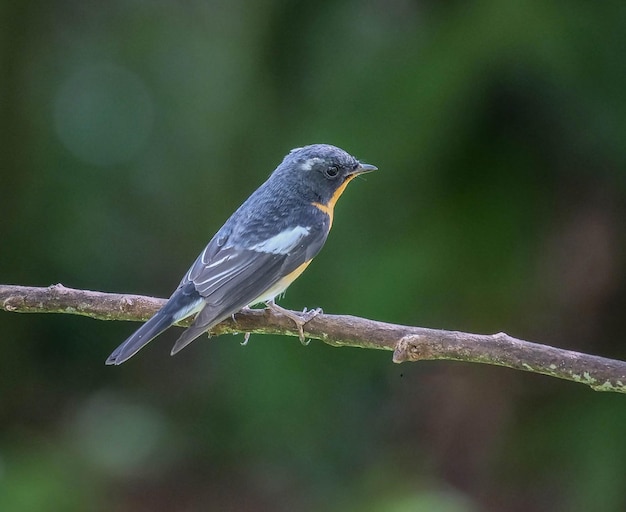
265 300 322 345
232 307 254 345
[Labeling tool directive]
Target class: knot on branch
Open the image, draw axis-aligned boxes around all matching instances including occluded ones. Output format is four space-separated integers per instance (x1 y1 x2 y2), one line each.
49 283 70 293
393 334 429 363
2 297 20 311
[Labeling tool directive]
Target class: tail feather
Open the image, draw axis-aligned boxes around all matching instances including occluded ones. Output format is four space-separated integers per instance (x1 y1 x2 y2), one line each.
170 324 209 356
105 311 176 365
170 305 231 355
106 284 205 365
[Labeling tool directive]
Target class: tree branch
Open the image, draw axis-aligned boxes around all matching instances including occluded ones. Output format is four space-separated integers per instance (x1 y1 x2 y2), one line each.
2 284 625 394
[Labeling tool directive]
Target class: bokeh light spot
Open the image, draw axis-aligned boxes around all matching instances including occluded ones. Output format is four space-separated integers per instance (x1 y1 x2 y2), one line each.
68 393 168 477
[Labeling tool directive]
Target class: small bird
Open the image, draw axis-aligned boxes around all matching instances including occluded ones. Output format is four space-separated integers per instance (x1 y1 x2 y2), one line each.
106 144 377 365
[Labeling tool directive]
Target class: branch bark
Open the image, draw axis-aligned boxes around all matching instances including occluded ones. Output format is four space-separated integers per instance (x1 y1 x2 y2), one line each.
2 284 625 394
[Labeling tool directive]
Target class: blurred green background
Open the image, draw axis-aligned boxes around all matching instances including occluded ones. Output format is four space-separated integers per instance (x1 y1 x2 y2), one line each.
2 1 626 510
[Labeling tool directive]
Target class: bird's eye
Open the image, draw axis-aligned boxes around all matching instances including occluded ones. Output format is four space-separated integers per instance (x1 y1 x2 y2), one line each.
324 166 339 179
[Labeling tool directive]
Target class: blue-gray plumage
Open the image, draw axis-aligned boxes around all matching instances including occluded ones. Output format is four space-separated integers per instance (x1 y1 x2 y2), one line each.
106 144 377 365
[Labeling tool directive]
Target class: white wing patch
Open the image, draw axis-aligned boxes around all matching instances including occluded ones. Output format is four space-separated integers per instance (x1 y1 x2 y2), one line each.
249 226 310 254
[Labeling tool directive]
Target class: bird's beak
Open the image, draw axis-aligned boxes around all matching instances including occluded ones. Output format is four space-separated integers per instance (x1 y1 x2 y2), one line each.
351 162 378 175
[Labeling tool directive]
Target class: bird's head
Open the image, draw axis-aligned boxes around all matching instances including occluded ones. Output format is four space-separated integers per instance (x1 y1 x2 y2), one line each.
277 144 377 206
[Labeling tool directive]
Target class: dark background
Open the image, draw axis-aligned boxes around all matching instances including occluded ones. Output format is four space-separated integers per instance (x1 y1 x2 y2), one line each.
2 1 626 511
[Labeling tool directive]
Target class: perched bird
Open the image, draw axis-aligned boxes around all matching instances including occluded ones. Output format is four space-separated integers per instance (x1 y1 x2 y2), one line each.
106 144 377 365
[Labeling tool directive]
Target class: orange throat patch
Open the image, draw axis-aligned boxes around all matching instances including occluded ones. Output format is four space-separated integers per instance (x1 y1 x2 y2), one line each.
311 174 357 229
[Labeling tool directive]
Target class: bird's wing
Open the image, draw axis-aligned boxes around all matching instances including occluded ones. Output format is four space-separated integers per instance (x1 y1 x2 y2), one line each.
185 223 326 308
167 223 328 354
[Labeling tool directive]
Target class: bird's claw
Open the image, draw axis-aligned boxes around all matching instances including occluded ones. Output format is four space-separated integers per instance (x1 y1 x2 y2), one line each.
265 302 322 345
240 332 251 346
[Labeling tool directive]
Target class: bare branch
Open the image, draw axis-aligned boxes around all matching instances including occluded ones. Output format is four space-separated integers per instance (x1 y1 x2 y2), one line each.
2 284 625 393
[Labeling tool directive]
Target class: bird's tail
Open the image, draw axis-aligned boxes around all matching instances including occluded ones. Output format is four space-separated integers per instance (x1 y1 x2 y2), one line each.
105 310 178 365
106 287 204 365
169 304 229 356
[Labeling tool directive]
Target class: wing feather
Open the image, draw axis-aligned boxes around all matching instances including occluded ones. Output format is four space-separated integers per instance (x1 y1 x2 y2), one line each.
166 224 328 354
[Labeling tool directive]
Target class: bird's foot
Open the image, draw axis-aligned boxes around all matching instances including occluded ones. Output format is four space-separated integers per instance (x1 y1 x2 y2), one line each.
232 307 254 345
265 302 322 345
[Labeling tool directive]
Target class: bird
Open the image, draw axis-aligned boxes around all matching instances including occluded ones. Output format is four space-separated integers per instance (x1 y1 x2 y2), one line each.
106 144 377 365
